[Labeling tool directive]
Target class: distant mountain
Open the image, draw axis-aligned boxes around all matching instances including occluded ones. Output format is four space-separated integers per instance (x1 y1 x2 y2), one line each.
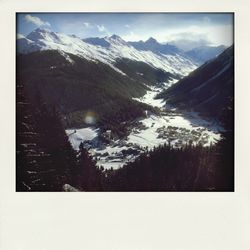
17 28 197 78
83 37 110 48
185 45 227 65
128 37 181 55
158 46 234 119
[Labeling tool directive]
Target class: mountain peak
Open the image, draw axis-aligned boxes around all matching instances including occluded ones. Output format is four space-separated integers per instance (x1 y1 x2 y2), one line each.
146 37 158 43
27 28 53 39
110 34 122 40
83 37 110 47
33 27 51 33
107 34 127 45
26 28 60 45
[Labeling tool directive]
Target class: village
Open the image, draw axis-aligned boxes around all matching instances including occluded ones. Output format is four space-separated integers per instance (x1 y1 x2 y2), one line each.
72 111 220 169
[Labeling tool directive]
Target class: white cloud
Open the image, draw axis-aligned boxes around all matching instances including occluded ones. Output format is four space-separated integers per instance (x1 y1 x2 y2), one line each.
17 33 25 39
83 22 91 28
169 38 211 51
121 31 143 41
96 24 110 36
125 24 130 28
122 23 233 50
162 24 233 48
24 14 50 27
97 25 106 32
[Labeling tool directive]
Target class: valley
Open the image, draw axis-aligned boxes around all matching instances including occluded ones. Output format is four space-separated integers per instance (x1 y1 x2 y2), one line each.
66 82 222 169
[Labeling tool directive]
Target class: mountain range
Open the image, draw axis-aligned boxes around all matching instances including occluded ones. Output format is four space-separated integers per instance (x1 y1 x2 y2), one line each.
17 28 198 77
17 28 230 131
83 36 226 65
16 28 195 132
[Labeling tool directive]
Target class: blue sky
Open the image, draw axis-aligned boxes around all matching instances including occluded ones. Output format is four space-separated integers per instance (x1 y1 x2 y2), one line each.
17 13 234 50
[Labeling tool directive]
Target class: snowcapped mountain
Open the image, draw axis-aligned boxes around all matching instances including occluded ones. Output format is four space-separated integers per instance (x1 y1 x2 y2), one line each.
128 38 227 66
17 28 198 78
128 37 181 55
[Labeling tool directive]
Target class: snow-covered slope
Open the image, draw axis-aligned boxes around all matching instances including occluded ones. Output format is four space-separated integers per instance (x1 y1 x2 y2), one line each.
17 28 197 77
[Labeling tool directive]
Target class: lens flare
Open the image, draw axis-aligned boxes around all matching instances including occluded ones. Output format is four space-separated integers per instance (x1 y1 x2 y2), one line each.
84 111 97 125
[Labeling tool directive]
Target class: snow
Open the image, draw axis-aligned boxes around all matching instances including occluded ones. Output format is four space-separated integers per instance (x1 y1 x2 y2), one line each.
18 28 197 77
134 90 165 108
84 109 222 170
66 127 99 150
133 81 177 108
94 161 125 170
131 82 221 149
127 113 221 150
63 184 79 192
128 127 164 148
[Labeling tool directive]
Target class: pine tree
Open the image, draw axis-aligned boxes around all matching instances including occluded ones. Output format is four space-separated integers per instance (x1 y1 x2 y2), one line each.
77 142 102 191
16 82 78 191
214 97 234 191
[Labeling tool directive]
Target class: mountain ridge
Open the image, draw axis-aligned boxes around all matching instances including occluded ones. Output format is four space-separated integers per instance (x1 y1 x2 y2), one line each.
17 28 198 78
158 45 234 119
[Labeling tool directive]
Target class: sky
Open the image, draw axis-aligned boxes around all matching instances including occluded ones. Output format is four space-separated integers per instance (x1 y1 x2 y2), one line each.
17 13 234 50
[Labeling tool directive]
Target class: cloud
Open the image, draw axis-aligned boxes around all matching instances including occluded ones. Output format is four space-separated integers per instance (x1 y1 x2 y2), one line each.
96 24 110 36
164 30 212 50
121 31 143 41
97 25 106 32
125 24 130 28
83 22 91 28
17 33 25 39
24 14 50 27
169 38 211 51
121 22 233 49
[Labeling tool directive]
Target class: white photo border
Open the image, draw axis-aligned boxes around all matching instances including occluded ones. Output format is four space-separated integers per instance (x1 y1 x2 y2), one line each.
0 1 250 250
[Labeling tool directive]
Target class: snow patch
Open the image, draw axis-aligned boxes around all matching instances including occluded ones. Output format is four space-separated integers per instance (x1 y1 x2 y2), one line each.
66 127 99 150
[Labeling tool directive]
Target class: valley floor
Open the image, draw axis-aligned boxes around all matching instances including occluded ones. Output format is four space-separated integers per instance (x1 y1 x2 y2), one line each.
66 82 222 170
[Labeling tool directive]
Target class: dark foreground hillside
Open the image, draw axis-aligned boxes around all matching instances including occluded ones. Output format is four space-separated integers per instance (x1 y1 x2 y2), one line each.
158 46 234 119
